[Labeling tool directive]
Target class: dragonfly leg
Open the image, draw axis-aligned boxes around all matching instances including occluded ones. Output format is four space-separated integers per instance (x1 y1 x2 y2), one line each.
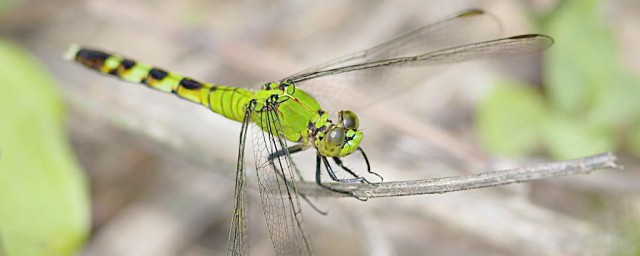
268 144 328 215
331 157 371 184
315 155 351 195
322 156 365 183
267 144 306 179
329 147 384 184
357 147 384 183
316 155 367 201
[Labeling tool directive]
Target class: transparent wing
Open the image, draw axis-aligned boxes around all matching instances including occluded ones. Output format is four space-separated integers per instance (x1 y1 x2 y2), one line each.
284 9 500 81
289 34 553 83
252 104 312 256
227 106 251 256
280 9 552 110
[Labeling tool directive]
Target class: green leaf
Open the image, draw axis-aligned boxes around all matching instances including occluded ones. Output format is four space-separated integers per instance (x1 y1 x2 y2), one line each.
545 0 640 127
0 0 23 12
543 114 614 159
476 80 547 156
0 40 89 255
586 74 640 128
611 218 640 256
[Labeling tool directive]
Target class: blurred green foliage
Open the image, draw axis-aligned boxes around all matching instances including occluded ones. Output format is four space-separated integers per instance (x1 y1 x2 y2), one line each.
612 219 640 256
477 80 547 155
0 0 22 12
477 0 640 159
0 40 89 255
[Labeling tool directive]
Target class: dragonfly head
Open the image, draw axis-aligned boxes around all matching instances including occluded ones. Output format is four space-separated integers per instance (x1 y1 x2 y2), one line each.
316 110 362 157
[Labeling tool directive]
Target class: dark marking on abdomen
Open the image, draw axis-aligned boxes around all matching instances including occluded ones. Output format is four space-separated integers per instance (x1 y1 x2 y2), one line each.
179 78 203 90
76 49 110 70
149 68 168 80
121 59 136 70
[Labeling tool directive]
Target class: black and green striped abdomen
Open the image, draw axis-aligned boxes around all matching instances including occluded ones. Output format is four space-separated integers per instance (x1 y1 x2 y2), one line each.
65 45 253 122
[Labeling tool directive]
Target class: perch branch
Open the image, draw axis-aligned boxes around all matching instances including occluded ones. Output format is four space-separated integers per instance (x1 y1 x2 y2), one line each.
295 152 620 198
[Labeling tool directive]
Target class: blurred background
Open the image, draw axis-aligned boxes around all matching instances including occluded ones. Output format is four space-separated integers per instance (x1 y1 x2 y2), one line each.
1 0 639 255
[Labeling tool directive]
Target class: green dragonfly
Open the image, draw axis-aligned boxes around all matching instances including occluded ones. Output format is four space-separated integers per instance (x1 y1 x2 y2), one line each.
65 9 553 256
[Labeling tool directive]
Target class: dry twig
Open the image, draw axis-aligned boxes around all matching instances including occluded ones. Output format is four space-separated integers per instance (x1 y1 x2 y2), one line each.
297 152 620 198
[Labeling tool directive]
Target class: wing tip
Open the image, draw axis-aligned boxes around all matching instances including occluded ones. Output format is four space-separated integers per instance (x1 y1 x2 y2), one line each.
508 34 555 48
456 9 485 17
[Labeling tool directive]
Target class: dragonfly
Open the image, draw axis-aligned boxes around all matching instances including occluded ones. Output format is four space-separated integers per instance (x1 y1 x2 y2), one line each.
64 9 553 256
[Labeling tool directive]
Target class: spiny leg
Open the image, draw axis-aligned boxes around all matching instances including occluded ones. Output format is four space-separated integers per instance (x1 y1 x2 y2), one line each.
316 155 368 201
330 147 384 184
268 144 328 215
315 154 351 196
357 147 384 182
331 157 371 184
322 156 366 183
268 144 306 179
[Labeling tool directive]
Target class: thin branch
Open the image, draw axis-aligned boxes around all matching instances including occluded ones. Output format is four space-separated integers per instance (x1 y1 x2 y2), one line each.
296 152 620 198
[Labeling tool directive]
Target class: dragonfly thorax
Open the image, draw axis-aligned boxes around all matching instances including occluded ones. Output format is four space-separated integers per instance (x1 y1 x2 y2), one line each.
260 81 362 157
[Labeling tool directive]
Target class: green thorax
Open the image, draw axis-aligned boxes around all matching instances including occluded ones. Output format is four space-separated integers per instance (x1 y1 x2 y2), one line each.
252 82 328 144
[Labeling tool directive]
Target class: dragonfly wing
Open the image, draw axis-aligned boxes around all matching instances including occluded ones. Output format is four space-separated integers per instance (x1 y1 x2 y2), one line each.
284 9 502 81
252 105 313 256
227 107 252 256
280 9 551 111
290 34 553 83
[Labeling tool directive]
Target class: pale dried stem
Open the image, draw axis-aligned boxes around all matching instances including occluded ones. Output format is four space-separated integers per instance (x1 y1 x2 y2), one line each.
296 152 620 198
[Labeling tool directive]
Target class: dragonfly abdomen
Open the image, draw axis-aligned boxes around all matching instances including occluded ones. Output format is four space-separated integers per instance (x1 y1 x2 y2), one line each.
206 86 253 122
65 45 253 122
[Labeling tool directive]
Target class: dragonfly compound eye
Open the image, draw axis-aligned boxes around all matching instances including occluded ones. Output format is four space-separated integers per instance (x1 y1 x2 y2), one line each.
325 127 346 148
338 110 359 130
